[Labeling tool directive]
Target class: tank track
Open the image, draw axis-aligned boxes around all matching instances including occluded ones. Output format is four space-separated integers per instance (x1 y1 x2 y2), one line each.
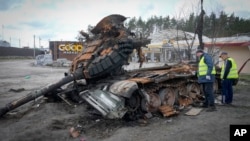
70 14 150 80
70 38 134 79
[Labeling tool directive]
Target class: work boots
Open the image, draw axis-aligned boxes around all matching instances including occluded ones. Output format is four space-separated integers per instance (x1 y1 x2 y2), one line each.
206 106 217 112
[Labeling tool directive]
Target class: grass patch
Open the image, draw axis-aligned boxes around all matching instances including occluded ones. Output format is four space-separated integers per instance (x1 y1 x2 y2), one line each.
239 74 250 81
0 56 35 61
234 74 250 92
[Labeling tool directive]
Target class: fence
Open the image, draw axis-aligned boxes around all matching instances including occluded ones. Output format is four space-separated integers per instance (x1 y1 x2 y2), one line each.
0 46 44 57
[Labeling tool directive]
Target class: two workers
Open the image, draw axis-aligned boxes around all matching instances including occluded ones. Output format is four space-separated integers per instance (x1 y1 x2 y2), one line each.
196 50 238 111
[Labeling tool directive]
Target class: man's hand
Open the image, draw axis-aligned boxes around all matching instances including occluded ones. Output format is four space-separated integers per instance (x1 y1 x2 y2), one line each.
206 75 211 80
191 71 196 75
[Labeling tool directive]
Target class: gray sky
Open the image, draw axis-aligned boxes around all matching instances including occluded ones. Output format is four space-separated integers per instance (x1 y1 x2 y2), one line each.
0 0 250 48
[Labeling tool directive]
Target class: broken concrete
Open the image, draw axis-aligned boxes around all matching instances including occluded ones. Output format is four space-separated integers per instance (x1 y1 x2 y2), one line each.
35 54 53 66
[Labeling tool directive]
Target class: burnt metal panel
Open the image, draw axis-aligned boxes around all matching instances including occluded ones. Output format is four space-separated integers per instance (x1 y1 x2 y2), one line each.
109 80 138 98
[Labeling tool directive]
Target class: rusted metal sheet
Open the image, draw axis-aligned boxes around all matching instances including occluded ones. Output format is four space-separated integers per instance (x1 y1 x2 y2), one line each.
185 108 202 116
130 64 195 84
87 39 103 46
128 65 171 73
158 105 178 117
178 97 193 107
128 77 153 84
100 47 112 56
76 53 91 60
91 14 127 34
85 46 97 53
109 80 138 98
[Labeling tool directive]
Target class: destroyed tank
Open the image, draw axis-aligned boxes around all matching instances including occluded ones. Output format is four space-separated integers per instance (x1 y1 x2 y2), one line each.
0 14 219 119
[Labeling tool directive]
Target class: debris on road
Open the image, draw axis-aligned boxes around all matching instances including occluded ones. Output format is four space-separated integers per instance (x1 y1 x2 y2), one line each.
185 108 202 116
158 105 178 117
9 88 25 93
69 127 80 138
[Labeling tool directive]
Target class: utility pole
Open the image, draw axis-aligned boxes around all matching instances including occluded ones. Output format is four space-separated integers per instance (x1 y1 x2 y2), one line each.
39 37 41 48
196 0 205 50
19 38 21 48
1 25 4 40
195 0 205 63
34 35 36 59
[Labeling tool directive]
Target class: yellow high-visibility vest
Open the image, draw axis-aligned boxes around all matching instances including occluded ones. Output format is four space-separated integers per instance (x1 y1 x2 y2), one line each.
198 56 216 76
220 57 239 79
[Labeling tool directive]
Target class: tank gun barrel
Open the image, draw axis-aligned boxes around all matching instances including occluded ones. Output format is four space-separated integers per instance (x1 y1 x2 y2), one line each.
0 69 84 117
132 38 151 48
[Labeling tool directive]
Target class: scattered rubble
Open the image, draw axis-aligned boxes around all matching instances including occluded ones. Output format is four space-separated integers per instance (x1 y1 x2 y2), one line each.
9 88 25 93
185 108 202 116
52 58 72 67
35 54 53 66
69 127 80 138
158 105 179 117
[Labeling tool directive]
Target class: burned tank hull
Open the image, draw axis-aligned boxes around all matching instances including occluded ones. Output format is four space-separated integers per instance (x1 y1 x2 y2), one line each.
74 63 202 120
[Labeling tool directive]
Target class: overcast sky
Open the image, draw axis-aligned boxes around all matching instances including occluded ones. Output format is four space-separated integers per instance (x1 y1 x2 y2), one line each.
0 0 250 48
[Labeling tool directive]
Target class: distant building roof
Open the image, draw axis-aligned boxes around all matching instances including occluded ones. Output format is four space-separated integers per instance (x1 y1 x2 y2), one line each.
204 36 250 47
148 29 210 48
0 40 11 47
149 29 196 43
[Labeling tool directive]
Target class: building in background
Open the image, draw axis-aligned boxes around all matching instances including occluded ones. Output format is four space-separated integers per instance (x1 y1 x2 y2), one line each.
145 29 206 63
204 36 250 74
0 40 10 47
49 41 84 61
145 30 250 74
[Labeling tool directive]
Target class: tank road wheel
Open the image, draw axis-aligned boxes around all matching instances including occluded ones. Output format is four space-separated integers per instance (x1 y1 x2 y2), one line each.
124 93 142 120
148 94 162 112
159 88 175 106
177 85 188 97
141 93 161 113
126 94 140 112
187 83 201 99
174 85 190 106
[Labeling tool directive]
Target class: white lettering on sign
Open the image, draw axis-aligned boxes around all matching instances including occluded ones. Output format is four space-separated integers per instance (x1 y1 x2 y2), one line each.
234 129 247 136
58 43 83 53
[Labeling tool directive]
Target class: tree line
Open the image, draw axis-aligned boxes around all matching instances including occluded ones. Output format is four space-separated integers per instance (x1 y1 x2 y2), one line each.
125 11 250 38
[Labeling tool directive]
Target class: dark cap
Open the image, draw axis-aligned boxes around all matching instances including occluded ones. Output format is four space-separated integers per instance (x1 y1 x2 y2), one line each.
219 52 228 57
196 49 204 53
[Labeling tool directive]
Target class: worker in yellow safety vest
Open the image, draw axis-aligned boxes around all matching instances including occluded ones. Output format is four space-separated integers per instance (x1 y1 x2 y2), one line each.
219 52 239 105
196 49 216 112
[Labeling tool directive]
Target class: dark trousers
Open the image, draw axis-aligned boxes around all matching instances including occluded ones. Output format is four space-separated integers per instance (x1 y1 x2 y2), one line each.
202 82 215 106
221 79 233 104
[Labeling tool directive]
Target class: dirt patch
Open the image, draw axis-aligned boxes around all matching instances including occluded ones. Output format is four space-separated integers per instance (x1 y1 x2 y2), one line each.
0 60 249 141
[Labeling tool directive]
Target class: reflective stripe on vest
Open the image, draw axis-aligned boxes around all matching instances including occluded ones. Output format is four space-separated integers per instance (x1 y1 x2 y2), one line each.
198 56 216 76
220 57 239 79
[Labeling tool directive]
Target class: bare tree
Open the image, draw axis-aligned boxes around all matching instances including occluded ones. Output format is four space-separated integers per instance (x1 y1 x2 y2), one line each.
171 0 201 62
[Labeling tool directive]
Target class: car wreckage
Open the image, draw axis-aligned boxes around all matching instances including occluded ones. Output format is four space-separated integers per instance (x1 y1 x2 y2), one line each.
0 14 220 120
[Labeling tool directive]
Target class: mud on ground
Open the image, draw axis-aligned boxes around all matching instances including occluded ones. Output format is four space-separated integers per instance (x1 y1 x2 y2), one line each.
0 59 249 141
